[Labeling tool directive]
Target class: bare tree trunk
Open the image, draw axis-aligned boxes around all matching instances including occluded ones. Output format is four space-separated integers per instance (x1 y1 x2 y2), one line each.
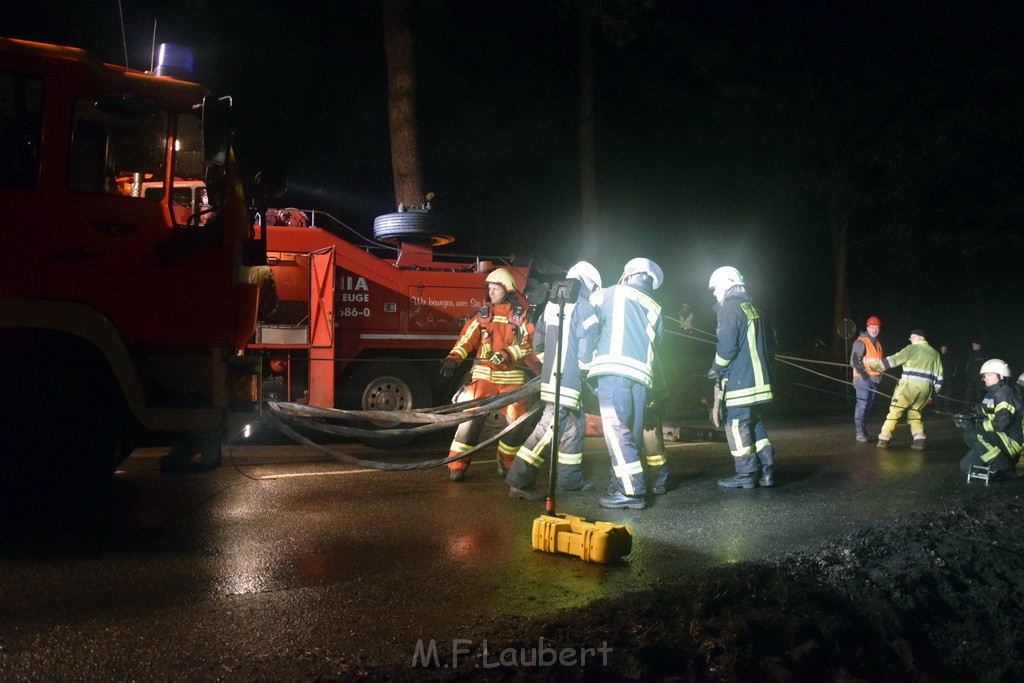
579 2 599 258
829 185 852 359
383 0 424 209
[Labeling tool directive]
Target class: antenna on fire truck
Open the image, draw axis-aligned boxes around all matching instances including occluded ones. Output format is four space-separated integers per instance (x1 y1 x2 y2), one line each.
117 0 130 68
150 20 158 73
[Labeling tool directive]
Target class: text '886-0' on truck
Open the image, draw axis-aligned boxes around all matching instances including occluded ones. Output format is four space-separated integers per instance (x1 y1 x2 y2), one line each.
0 38 265 492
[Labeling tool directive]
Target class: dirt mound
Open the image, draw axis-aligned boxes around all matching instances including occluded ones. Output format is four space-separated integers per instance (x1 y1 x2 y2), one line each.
356 484 1024 681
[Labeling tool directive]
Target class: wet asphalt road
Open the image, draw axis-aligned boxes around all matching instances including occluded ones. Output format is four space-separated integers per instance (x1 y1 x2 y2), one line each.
0 412 990 680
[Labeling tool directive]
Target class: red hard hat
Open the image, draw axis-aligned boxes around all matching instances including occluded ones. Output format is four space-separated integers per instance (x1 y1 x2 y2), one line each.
866 316 881 327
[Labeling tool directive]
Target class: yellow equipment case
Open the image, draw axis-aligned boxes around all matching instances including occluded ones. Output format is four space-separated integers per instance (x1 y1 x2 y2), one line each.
531 513 633 564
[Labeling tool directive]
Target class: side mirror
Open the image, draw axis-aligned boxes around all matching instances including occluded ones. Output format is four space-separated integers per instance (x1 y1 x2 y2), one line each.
202 95 232 166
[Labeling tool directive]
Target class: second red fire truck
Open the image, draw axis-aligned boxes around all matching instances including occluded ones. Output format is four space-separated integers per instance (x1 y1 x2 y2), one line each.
247 206 546 416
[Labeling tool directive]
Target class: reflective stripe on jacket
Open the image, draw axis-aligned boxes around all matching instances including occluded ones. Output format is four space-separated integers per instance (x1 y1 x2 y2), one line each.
879 340 944 394
535 291 600 409
447 300 532 385
851 333 883 380
980 383 1024 456
711 288 773 408
588 283 662 388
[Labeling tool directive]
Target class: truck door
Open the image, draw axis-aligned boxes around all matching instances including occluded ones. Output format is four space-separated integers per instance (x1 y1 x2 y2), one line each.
307 247 335 408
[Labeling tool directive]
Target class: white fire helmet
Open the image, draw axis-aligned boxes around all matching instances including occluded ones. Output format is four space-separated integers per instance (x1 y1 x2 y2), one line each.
708 266 745 302
979 358 1011 379
621 257 663 290
565 261 602 293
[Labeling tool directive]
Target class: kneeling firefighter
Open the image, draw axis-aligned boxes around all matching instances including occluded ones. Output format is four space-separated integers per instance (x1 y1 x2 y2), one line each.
505 261 602 499
440 268 536 482
958 359 1023 478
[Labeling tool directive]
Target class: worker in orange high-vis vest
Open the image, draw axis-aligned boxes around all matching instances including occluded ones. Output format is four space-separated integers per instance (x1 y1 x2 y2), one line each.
440 268 535 482
850 316 884 442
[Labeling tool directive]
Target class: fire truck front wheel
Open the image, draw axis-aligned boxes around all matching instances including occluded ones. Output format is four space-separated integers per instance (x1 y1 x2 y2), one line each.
0 331 133 500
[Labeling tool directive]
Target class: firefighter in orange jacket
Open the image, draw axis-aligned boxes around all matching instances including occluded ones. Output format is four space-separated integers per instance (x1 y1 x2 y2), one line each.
440 268 535 481
850 316 883 442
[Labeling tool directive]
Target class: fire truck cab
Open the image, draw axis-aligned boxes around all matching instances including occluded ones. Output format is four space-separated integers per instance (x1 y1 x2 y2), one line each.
0 39 263 490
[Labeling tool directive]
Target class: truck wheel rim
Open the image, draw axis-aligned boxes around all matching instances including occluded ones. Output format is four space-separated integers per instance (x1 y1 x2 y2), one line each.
362 375 414 411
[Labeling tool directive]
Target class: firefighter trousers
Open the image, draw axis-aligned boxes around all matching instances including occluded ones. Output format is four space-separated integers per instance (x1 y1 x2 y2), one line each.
596 375 647 496
642 417 669 492
447 381 533 472
959 427 1022 474
853 376 880 437
505 403 588 491
723 405 774 475
879 381 931 442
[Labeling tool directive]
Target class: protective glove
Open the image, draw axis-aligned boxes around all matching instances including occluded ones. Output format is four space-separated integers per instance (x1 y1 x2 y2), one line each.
707 368 720 381
488 350 508 366
440 357 459 378
865 361 883 373
953 413 979 430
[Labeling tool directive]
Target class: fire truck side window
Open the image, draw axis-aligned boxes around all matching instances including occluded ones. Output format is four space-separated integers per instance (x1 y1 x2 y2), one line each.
174 112 205 181
0 72 43 188
67 97 167 197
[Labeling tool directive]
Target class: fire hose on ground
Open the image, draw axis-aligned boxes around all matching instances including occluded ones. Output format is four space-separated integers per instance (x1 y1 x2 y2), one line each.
262 317 969 471
262 378 542 471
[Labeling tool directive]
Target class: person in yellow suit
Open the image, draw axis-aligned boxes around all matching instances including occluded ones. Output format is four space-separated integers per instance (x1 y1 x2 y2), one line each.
867 329 943 450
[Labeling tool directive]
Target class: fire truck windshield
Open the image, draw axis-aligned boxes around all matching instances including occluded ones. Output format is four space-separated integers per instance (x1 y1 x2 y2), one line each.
66 98 212 227
68 96 167 197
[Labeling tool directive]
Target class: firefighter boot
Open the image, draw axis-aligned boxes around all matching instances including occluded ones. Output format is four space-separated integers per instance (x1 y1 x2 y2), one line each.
557 465 595 492
649 468 669 495
448 456 469 482
598 491 647 510
718 454 758 489
509 486 546 501
756 445 775 487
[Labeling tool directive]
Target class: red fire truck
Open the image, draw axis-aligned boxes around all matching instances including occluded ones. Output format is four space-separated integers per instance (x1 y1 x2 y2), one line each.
0 39 264 488
247 207 545 415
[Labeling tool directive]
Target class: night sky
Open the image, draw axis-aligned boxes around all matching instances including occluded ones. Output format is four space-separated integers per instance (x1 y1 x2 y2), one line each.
10 1 1024 372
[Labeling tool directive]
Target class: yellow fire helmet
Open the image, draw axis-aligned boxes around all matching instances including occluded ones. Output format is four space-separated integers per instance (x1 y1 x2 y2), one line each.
484 267 517 293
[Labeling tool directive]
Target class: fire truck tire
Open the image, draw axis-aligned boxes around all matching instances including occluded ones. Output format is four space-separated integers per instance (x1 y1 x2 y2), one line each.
372 212 455 246
342 361 431 412
339 361 432 445
0 332 132 500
